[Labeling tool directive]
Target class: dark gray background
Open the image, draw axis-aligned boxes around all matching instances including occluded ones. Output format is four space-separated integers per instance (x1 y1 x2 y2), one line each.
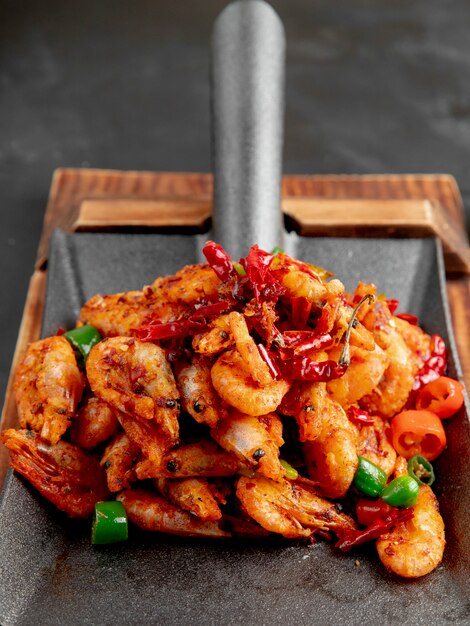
1 0 469 400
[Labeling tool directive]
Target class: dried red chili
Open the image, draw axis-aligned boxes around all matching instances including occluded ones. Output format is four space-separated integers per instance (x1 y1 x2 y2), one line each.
411 334 447 398
336 508 414 551
396 313 419 325
241 245 284 303
347 407 375 426
257 344 280 379
202 241 235 282
291 297 312 329
386 299 400 315
280 357 347 382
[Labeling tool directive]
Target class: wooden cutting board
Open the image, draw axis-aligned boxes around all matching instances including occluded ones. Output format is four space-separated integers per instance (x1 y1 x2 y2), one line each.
1 169 469 488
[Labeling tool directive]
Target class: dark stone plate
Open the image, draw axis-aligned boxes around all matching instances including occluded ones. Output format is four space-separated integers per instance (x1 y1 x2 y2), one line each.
0 231 469 625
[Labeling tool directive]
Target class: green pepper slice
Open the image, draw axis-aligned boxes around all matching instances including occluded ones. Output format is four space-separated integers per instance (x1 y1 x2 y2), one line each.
92 501 128 545
407 454 435 487
353 456 387 497
64 325 102 363
381 476 420 508
280 459 299 480
271 246 284 256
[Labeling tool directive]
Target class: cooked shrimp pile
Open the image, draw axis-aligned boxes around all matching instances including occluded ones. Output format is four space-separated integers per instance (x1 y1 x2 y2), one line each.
3 241 458 578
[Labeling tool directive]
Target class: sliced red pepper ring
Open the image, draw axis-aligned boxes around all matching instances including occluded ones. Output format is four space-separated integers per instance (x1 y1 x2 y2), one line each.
416 376 465 419
391 410 446 461
347 407 374 426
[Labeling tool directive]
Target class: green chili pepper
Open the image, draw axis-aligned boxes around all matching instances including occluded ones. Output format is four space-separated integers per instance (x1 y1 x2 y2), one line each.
92 501 128 545
64 325 102 363
233 262 247 277
407 455 435 487
353 456 387 497
280 459 299 480
271 246 284 256
381 476 420 508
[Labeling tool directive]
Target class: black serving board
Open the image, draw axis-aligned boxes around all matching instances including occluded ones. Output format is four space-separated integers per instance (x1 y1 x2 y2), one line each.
1 230 470 626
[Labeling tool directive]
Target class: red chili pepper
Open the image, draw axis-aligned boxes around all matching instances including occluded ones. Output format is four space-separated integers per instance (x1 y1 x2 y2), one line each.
241 244 283 303
386 299 400 315
257 344 280 379
134 317 207 341
347 407 375 426
56 327 66 336
280 357 347 382
291 297 312 329
280 331 334 357
192 301 231 317
336 508 414 552
410 334 447 399
202 241 235 282
396 313 419 325
355 498 393 527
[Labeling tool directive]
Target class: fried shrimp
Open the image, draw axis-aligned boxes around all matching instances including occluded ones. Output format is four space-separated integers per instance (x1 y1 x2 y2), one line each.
302 393 359 499
227 312 273 385
155 477 222 521
69 396 118 449
3 240 456 579
152 263 221 304
236 475 356 539
13 336 85 445
137 439 240 480
101 431 140 492
80 289 184 338
211 349 290 416
212 411 284 481
376 459 445 577
174 355 227 428
1 429 109 518
117 489 229 537
356 414 396 478
86 337 180 445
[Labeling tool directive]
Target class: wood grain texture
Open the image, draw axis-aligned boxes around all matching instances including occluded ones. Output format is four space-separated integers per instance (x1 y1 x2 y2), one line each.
2 168 468 490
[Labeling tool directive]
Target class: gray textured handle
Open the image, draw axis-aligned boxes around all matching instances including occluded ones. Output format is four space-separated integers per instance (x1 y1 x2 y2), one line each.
211 0 286 259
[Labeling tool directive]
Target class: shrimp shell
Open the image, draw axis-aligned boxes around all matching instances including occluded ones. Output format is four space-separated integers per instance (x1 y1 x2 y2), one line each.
156 477 222 521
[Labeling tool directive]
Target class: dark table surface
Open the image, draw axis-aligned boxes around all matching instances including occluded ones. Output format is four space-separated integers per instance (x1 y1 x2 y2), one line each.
1 0 470 401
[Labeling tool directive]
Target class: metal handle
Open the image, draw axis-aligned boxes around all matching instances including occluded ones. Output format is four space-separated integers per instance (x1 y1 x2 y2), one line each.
211 0 286 259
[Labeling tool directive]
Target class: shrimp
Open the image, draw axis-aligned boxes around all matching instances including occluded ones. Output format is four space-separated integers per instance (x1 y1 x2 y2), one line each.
376 458 445 577
101 431 140 492
275 251 345 306
326 344 388 408
395 316 432 369
80 289 184 338
192 314 232 355
360 329 416 418
155 477 222 521
86 337 180 446
212 411 284 481
69 396 118 449
117 489 230 537
174 355 227 428
356 414 396 478
211 349 290 416
236 475 356 539
136 439 239 480
13 336 85 445
302 393 359 499
280 380 328 442
227 312 273 386
1 429 109 518
152 263 221 304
